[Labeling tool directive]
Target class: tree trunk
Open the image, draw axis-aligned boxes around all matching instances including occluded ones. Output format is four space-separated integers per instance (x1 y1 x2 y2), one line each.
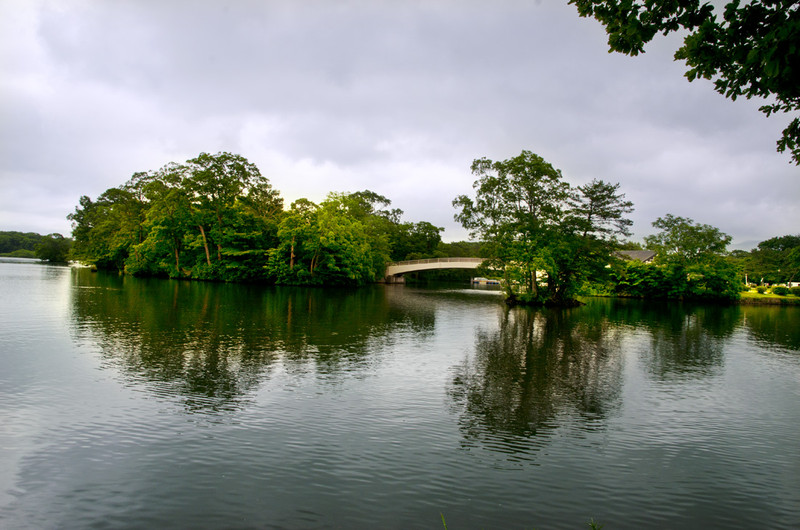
215 211 223 261
198 225 212 266
502 267 515 300
310 250 319 276
289 236 295 270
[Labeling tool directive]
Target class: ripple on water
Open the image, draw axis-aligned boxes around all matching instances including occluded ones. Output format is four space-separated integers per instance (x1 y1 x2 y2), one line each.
3 267 800 529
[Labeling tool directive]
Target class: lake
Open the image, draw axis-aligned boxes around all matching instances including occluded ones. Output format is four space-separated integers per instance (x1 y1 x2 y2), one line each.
1 258 798 529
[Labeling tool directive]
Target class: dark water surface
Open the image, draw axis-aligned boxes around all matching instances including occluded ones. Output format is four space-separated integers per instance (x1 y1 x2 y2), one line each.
1 259 799 529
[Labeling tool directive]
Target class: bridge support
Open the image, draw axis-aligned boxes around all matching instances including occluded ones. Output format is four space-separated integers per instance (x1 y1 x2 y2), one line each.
383 275 405 284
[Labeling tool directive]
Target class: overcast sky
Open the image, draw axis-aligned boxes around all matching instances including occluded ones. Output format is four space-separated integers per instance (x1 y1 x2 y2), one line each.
1 0 797 249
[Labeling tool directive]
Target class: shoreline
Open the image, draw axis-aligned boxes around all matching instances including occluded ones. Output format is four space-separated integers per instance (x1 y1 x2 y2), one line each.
589 293 800 306
737 296 800 306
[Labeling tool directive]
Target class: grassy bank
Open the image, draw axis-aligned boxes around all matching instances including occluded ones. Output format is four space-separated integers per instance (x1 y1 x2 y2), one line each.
739 291 800 305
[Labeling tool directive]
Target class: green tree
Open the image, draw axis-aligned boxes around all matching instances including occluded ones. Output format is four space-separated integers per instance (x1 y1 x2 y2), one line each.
35 233 72 262
66 152 442 286
570 0 800 164
643 214 739 300
267 198 321 284
338 189 403 224
218 199 283 282
183 152 270 270
644 214 731 264
390 221 444 260
453 151 633 306
0 231 43 254
267 194 389 286
454 151 570 302
130 163 194 277
613 259 668 298
313 197 386 284
68 175 149 271
749 234 800 283
553 179 634 300
68 195 99 263
327 190 395 270
127 155 284 281
617 240 644 250
437 240 485 258
726 248 753 285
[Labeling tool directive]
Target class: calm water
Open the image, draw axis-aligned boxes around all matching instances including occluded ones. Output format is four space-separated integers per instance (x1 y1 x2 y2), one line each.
1 259 799 529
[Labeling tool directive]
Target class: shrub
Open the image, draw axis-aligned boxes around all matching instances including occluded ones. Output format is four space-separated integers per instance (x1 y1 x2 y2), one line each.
772 286 789 296
792 287 800 296
756 286 766 294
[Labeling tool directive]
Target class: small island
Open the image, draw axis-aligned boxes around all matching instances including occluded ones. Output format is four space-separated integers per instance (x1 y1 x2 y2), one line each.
51 150 799 307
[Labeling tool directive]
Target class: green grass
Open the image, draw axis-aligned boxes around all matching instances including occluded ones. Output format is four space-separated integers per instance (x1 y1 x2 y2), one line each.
742 290 798 299
740 290 800 305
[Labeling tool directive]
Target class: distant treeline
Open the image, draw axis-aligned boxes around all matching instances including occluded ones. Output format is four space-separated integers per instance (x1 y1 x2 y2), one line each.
0 231 72 261
0 231 44 254
68 151 486 285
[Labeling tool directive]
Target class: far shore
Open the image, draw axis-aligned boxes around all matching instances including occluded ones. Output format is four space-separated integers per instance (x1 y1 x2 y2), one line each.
739 291 800 305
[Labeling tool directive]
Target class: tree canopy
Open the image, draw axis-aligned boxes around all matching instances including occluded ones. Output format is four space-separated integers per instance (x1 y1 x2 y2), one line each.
35 233 72 262
570 0 800 164
453 150 633 306
0 231 73 260
614 214 740 300
0 231 44 254
644 213 732 264
68 152 446 286
732 234 800 284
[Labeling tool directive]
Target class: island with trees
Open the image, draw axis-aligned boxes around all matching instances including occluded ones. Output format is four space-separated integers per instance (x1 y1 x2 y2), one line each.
66 151 452 285
452 151 749 306
54 150 799 307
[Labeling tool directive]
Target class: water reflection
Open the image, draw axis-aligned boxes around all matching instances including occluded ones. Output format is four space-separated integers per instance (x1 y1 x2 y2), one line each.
69 269 436 412
636 303 737 380
580 299 743 379
7 263 799 528
447 306 625 460
446 299 780 460
740 305 800 352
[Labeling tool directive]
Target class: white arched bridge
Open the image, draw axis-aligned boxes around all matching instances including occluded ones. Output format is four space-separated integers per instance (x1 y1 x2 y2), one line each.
384 257 486 283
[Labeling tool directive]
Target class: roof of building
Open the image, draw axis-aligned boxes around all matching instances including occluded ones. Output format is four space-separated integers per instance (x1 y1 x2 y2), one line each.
614 250 657 262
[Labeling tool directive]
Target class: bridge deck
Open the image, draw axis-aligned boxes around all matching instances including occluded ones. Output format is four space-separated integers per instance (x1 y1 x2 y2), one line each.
384 257 485 280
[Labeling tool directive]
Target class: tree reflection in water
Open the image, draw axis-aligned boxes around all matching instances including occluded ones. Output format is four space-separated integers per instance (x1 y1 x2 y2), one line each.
635 303 737 380
447 306 625 460
446 299 763 460
739 305 800 352
68 269 435 413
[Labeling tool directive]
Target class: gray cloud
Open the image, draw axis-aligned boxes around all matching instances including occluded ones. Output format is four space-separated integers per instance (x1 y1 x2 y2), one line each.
1 0 797 248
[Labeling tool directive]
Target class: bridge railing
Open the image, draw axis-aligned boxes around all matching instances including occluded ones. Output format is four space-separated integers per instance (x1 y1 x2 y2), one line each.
388 257 485 267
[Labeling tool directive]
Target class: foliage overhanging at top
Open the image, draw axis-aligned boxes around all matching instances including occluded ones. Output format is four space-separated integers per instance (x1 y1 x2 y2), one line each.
570 0 800 164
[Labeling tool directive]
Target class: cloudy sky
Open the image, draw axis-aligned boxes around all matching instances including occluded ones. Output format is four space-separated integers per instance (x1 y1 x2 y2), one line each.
1 0 797 249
